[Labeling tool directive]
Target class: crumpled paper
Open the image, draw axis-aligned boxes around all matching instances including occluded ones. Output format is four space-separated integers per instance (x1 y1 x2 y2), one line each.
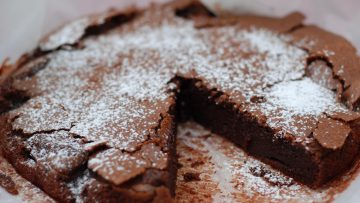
0 0 169 62
0 0 359 202
1 0 359 62
202 0 360 53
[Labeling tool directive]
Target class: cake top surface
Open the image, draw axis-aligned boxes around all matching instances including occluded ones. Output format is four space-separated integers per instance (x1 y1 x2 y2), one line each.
2 0 360 188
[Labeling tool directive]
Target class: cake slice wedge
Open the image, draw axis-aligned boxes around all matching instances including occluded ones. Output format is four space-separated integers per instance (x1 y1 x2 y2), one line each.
1 0 360 202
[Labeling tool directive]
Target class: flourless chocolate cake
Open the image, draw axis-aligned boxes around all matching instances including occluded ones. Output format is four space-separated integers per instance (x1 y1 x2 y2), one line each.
1 0 360 202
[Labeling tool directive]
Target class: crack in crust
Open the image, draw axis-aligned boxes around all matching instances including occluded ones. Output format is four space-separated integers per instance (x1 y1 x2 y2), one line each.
1 0 360 202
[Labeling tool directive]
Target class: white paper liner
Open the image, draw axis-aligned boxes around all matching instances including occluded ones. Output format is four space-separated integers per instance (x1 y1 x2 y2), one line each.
0 0 359 202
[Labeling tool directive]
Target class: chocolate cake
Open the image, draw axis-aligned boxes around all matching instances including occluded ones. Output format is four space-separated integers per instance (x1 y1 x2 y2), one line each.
1 0 360 202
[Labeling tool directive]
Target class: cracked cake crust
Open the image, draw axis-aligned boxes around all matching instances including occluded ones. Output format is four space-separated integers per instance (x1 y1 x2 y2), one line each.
1 0 360 202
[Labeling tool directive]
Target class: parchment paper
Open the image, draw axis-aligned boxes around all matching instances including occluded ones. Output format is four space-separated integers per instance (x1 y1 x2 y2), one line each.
0 0 359 202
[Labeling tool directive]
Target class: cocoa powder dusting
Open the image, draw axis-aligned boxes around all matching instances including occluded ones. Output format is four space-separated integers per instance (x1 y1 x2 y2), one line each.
0 172 18 195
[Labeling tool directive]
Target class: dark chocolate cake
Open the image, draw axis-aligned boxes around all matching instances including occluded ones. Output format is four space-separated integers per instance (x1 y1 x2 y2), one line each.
1 0 360 202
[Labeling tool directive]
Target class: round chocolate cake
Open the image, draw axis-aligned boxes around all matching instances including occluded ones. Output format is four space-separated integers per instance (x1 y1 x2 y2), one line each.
1 0 360 202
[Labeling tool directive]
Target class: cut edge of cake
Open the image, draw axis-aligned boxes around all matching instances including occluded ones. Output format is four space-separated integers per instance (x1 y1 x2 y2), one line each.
0 0 360 202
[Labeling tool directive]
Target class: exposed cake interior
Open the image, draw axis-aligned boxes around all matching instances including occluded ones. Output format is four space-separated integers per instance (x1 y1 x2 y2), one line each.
1 1 360 202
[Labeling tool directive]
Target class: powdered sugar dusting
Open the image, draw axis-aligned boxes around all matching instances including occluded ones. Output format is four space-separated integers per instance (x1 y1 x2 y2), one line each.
5 6 355 198
40 17 91 51
266 78 342 117
202 137 237 202
26 130 87 174
176 122 344 203
0 122 357 202
259 78 347 136
10 7 347 147
68 170 91 203
0 153 56 203
88 148 148 185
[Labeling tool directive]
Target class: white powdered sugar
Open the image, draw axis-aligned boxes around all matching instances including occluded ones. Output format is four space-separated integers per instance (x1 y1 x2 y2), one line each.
6 8 354 199
11 8 341 145
259 78 347 136
176 122 336 203
26 130 87 172
40 17 91 51
22 0 360 150
265 78 343 116
0 154 56 203
67 170 91 203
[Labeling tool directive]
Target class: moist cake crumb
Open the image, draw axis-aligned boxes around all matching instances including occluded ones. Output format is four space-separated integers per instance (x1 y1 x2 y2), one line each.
183 172 201 182
176 122 359 203
1 0 360 202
